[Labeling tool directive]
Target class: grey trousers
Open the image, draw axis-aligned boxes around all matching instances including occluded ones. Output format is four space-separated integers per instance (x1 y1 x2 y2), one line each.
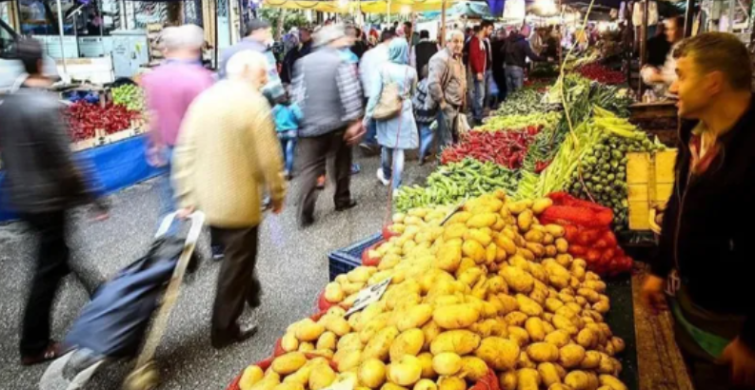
297 129 353 224
209 225 261 341
437 107 459 149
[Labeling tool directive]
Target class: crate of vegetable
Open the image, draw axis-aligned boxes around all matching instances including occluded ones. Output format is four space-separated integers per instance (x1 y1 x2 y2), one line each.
65 101 141 143
440 129 538 170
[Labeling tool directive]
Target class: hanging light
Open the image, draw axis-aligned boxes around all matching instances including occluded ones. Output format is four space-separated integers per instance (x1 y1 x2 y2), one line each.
400 5 412 15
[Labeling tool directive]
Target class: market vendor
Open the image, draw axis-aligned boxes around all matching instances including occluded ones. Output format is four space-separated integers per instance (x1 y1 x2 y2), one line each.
641 32 755 389
641 16 683 98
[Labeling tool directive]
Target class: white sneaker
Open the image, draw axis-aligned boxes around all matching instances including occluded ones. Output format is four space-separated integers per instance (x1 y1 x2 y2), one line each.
376 168 390 186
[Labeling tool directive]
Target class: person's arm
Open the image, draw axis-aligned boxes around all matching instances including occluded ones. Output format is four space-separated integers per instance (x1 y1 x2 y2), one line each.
171 108 199 210
427 56 448 108
410 46 417 69
335 61 363 123
142 76 163 148
291 61 306 111
247 100 286 209
261 50 285 104
525 41 547 62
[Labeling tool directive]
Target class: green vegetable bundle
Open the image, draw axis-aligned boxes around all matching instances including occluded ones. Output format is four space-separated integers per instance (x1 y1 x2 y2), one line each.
495 88 559 117
395 159 518 212
475 112 561 133
112 84 145 112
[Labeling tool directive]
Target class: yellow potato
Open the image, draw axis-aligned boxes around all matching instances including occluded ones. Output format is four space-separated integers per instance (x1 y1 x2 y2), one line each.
532 198 553 214
517 210 534 232
517 351 536 369
460 356 488 381
309 364 337 390
474 336 520 371
413 379 438 390
516 368 541 390
580 351 602 370
438 244 463 273
398 304 434 331
358 358 387 389
430 330 481 355
467 213 497 228
433 304 480 329
526 343 559 363
422 321 442 350
500 266 534 294
438 376 467 390
462 240 487 264
432 352 462 376
317 331 337 351
564 371 590 390
525 317 546 342
516 294 544 316
537 363 561 387
444 224 467 241
507 326 531 348
272 352 307 375
504 311 528 327
497 294 520 315
325 282 345 303
577 328 597 349
334 348 362 372
382 384 408 390
599 375 627 390
498 371 517 390
544 224 565 237
295 319 326 342
282 332 300 352
239 365 265 390
250 372 280 390
387 355 423 386
418 352 436 379
495 234 518 256
390 329 425 362
363 326 400 362
337 333 363 351
559 344 586 368
282 364 312 386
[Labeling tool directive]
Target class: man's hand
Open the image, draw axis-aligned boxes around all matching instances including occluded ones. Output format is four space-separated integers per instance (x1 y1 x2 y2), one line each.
177 206 195 219
439 100 448 111
271 198 284 215
476 73 484 81
344 121 365 146
147 144 167 168
640 274 668 314
721 338 755 387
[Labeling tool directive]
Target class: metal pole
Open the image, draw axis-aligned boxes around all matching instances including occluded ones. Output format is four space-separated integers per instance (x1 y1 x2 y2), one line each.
638 0 648 97
684 0 694 37
228 0 235 45
440 0 446 45
56 0 67 75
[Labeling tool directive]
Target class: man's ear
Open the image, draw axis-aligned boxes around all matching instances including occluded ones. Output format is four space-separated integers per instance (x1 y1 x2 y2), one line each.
705 71 725 95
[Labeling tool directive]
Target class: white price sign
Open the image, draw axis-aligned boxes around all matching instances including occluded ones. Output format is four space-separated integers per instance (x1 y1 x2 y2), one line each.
345 277 392 317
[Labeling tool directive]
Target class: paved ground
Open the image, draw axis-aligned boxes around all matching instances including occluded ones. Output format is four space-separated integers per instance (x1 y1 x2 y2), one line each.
0 154 433 390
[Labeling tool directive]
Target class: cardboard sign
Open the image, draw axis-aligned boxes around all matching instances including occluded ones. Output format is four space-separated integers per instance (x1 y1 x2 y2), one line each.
345 277 392 317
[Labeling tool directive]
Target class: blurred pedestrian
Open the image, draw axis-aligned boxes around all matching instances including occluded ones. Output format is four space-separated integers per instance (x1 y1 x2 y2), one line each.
428 30 467 148
281 25 313 85
143 25 213 217
469 21 492 125
292 24 365 228
272 93 303 179
220 18 285 105
491 29 508 102
365 38 418 192
173 50 286 349
348 25 368 59
0 38 108 365
410 30 439 80
359 29 395 154
504 28 547 94
413 65 437 164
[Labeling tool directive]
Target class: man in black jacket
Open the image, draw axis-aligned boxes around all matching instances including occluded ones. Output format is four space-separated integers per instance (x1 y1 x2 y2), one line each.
641 32 755 389
0 39 106 365
281 26 313 85
411 30 438 80
504 29 547 94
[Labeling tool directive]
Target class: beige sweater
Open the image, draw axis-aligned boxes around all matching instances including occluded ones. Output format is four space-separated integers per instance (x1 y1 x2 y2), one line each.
172 80 286 228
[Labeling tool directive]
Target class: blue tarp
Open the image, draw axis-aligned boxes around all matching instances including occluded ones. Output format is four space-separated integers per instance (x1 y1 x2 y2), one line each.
0 134 163 221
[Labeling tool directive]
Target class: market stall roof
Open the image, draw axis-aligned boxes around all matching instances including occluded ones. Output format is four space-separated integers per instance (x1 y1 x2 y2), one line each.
420 1 494 20
261 0 464 14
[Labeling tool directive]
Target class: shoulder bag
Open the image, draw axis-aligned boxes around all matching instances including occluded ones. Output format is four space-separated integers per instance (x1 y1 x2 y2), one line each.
373 66 409 121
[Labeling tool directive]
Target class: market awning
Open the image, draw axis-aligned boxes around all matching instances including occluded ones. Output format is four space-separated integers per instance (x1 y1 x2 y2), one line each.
261 0 464 14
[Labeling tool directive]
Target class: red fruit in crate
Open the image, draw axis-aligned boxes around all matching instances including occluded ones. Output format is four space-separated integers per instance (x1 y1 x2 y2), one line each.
594 239 608 249
603 231 617 247
564 225 578 242
586 249 601 263
569 244 586 256
601 248 615 262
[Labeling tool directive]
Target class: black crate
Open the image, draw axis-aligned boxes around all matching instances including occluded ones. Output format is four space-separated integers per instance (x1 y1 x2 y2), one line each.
328 233 383 281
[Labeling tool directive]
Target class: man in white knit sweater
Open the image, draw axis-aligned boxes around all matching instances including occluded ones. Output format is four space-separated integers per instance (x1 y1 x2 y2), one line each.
173 50 286 349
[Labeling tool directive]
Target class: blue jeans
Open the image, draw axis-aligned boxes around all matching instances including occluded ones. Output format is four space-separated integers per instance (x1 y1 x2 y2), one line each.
506 65 525 95
472 76 485 122
363 116 378 146
437 108 458 149
381 147 405 190
418 122 434 161
278 131 297 174
160 146 175 218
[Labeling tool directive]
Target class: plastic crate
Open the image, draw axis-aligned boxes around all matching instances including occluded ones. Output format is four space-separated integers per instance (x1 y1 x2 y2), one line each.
327 233 383 281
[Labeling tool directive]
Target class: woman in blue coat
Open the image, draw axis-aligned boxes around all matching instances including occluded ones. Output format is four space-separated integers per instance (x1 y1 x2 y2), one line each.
365 38 418 192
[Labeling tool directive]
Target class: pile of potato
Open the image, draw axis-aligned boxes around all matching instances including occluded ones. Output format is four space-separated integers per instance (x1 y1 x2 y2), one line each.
240 190 628 390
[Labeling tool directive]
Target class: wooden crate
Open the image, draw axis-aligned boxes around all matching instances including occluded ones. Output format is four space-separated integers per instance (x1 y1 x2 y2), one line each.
626 149 678 231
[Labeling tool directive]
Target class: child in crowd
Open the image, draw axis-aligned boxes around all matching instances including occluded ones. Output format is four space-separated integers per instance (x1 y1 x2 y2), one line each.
413 65 437 164
272 93 302 179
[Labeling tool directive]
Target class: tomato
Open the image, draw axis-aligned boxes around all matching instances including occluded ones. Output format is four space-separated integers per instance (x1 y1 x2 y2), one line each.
603 231 617 247
569 244 586 256
586 249 601 263
564 225 579 242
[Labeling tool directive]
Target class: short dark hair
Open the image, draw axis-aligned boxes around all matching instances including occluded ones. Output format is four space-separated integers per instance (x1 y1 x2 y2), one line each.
673 32 752 91
15 38 44 75
481 21 494 29
473 25 481 33
381 29 395 42
403 21 412 28
244 19 270 36
420 30 429 39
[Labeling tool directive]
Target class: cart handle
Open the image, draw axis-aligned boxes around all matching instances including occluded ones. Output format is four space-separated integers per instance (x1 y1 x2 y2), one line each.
155 211 206 245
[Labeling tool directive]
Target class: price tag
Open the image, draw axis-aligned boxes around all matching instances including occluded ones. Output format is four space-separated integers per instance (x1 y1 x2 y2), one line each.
345 277 392 317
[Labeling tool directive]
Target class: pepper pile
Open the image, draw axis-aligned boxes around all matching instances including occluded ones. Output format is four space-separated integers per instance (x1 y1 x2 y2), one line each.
577 64 626 85
440 129 538 170
394 159 518 212
66 101 141 142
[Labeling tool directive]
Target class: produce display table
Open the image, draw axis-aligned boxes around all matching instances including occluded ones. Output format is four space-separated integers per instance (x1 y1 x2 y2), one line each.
0 134 163 222
629 102 679 146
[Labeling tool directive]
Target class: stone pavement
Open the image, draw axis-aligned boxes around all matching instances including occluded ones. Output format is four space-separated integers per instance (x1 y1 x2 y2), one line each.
0 154 433 390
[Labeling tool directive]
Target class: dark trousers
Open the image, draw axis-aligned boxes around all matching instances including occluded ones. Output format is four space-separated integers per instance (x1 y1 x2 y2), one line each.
297 130 353 224
19 210 70 356
209 225 261 342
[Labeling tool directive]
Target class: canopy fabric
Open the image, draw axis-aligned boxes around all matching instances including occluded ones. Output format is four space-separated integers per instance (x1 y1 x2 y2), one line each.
261 0 463 14
421 1 493 20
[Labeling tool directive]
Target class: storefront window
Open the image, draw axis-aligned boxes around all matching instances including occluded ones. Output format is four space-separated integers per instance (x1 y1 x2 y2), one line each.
18 0 112 36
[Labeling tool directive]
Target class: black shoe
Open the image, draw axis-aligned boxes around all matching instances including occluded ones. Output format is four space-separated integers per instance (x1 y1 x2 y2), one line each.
211 324 258 349
299 216 315 229
211 245 225 261
335 200 357 212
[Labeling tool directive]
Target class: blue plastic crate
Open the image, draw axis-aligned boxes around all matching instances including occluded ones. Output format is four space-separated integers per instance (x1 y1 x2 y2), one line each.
328 233 383 281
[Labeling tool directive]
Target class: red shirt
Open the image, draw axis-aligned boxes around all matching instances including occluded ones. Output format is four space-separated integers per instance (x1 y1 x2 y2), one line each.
468 36 487 75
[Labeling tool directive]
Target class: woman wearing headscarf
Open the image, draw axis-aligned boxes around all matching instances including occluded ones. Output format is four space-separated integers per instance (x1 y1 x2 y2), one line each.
364 38 418 193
